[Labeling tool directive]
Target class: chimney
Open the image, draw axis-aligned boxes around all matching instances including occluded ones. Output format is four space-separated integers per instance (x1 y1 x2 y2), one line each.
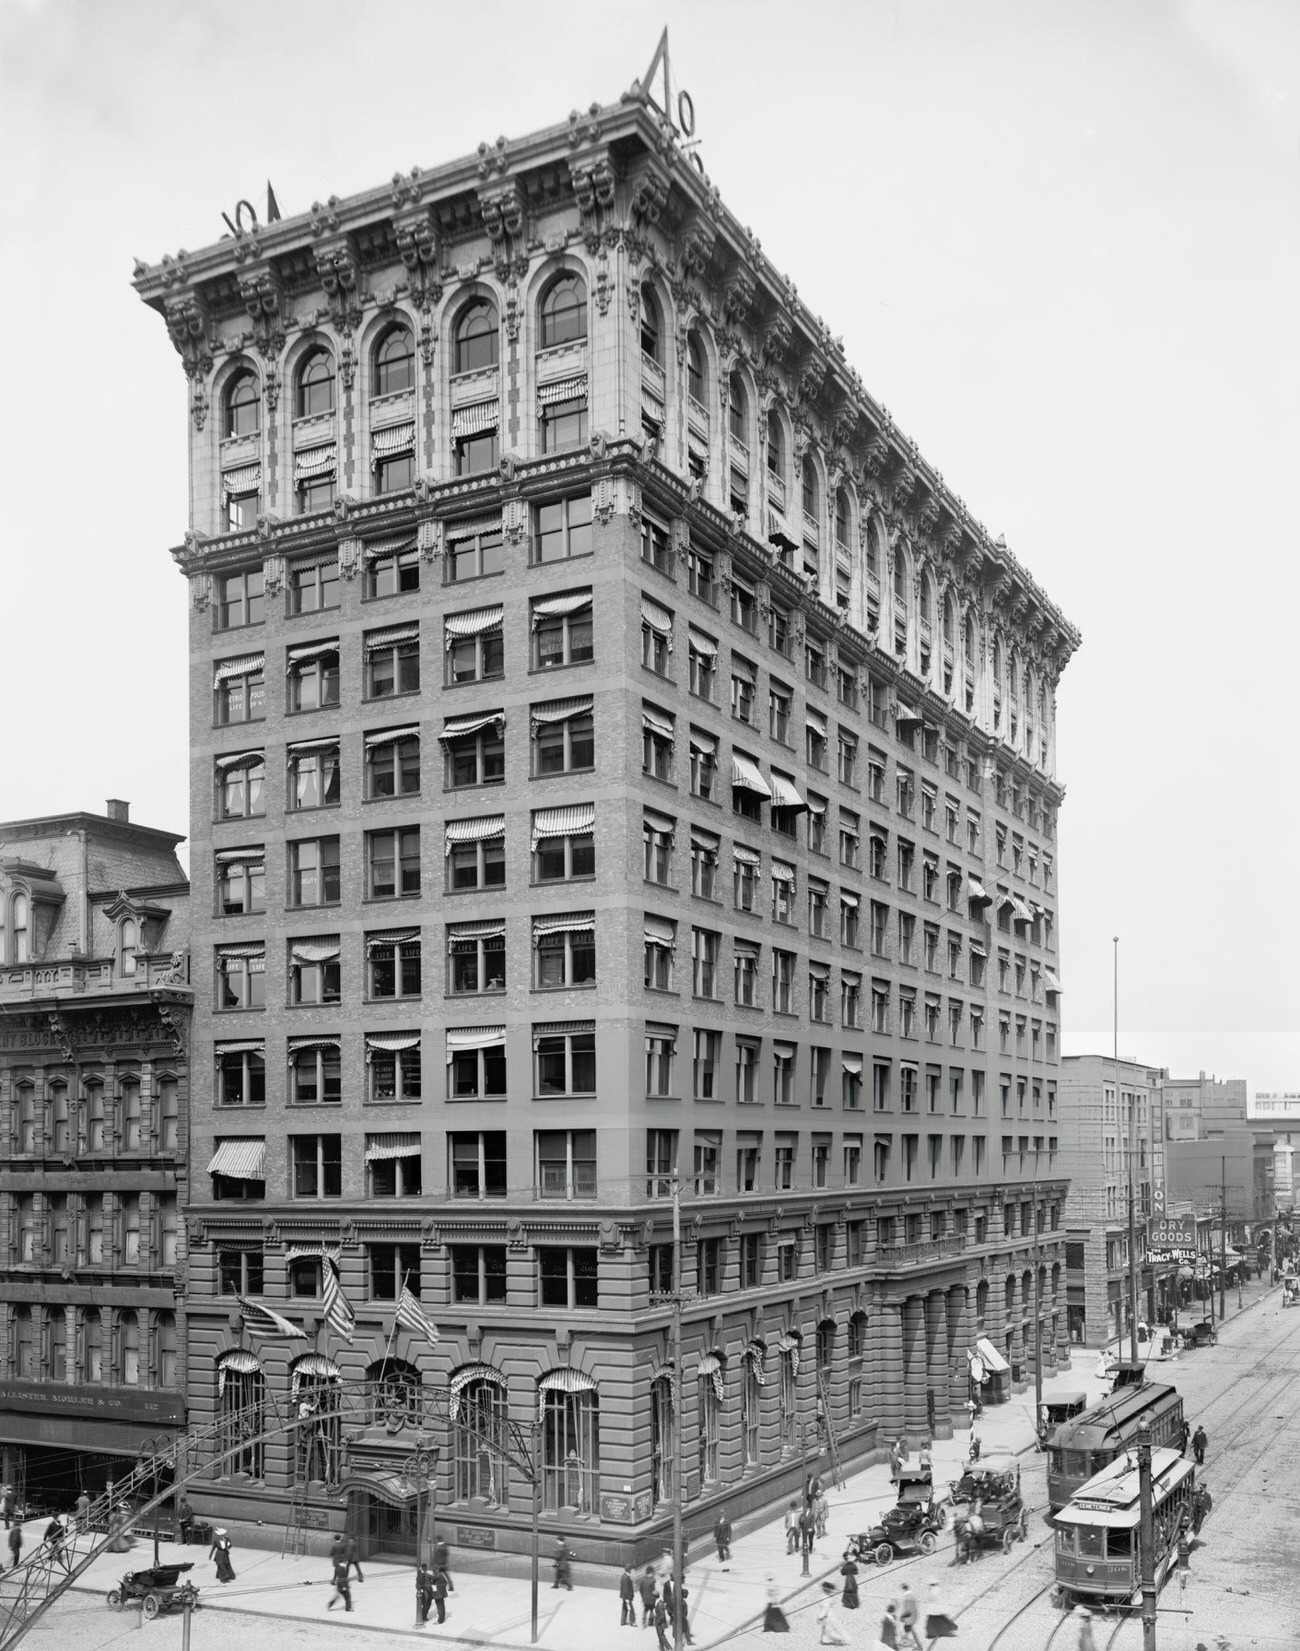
105 799 130 823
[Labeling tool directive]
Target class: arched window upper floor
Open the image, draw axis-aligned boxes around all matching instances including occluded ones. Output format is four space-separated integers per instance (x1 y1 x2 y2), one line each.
640 283 663 364
372 324 414 397
801 454 819 520
766 409 786 481
5 891 29 964
539 272 587 349
224 370 260 439
687 332 707 405
296 348 336 419
454 297 500 374
727 372 749 443
119 917 138 977
834 487 851 549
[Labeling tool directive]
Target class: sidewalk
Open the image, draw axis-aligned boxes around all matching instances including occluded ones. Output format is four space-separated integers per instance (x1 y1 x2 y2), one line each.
55 1352 1121 1648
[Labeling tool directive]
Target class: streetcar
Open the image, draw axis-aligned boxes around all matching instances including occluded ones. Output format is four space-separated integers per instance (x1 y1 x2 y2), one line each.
1045 1379 1184 1510
1052 1446 1194 1610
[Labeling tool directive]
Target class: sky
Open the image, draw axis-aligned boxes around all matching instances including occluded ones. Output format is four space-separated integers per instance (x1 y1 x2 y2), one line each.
1 0 1296 1089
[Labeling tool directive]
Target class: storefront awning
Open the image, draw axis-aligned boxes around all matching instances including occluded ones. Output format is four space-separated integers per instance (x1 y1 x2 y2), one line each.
974 1336 1010 1374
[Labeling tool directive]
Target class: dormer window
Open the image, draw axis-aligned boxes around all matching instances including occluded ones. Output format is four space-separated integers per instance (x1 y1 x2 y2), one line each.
10 892 28 964
120 917 139 978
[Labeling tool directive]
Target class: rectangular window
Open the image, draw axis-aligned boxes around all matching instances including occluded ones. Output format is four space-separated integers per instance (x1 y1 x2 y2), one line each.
367 1140 423 1197
288 742 341 811
450 1244 508 1304
533 494 593 563
646 1128 678 1197
640 598 673 674
447 822 506 891
366 540 420 599
689 731 718 801
291 1134 342 1198
289 936 341 1005
692 928 720 998
839 809 860 869
873 1061 891 1112
449 1130 507 1197
366 733 420 800
841 970 862 1029
688 630 717 701
769 681 792 744
368 929 422 999
535 1025 597 1096
734 940 759 1007
533 702 595 774
642 705 675 781
446 520 503 579
742 1232 763 1288
844 1137 862 1186
288 556 338 611
369 1242 422 1300
693 1129 721 1197
443 712 505 787
696 1236 722 1296
215 568 265 629
536 1129 597 1199
367 827 420 899
216 946 266 1011
693 1028 720 1099
774 1135 795 1191
367 1036 422 1101
536 818 596 883
777 1235 797 1282
772 949 795 1015
289 1041 342 1105
365 630 419 698
214 658 266 725
446 610 504 684
539 396 589 454
687 544 715 603
533 916 596 988
217 752 265 820
289 837 340 907
534 593 594 669
538 1246 598 1308
735 1037 759 1104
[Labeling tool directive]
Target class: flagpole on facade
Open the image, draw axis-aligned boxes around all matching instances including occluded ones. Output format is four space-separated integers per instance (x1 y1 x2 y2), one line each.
380 1268 410 1372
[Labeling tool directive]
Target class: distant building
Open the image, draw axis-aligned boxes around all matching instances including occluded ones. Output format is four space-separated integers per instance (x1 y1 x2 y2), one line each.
1248 1094 1300 1206
1058 1055 1175 1346
1159 1072 1247 1143
1165 1132 1275 1231
0 801 191 1509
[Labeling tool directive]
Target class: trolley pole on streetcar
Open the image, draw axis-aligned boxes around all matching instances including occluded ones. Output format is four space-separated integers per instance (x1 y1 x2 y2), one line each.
1135 1423 1157 1651
671 1177 685 1651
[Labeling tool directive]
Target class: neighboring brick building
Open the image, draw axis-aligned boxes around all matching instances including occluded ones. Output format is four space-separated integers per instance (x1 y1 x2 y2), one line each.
0 801 191 1509
1058 1055 1174 1347
1160 1071 1247 1142
134 76 1078 1561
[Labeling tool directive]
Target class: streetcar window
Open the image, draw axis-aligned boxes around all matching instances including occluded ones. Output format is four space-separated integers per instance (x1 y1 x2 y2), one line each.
1048 1449 1063 1473
1107 1529 1132 1557
1078 1528 1105 1558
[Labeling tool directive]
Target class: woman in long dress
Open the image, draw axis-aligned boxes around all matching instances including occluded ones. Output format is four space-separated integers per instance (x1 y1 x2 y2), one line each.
762 1574 789 1633
816 1583 851 1646
924 1579 958 1641
839 1550 860 1610
209 1527 236 1583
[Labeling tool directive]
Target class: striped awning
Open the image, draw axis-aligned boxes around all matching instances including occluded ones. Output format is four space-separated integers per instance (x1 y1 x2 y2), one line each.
448 1362 506 1421
698 1353 725 1402
1012 897 1035 924
364 535 418 561
688 627 718 659
287 737 340 758
967 878 992 905
532 803 595 848
770 862 796 884
532 592 592 625
440 711 504 743
732 844 761 866
290 939 339 964
690 728 718 755
365 726 420 749
532 912 595 937
450 401 499 439
287 641 339 670
774 1330 801 1374
769 772 806 810
642 708 674 739
368 930 420 955
371 421 415 467
366 623 419 652
532 1020 595 1047
294 444 336 482
291 1354 342 1398
214 1039 264 1056
366 1032 421 1056
222 463 261 499
537 1366 597 1416
689 827 717 851
207 1139 266 1179
445 605 503 643
531 696 593 728
214 749 264 771
290 550 339 572
446 1026 506 1054
214 846 265 865
808 961 830 980
742 1340 768 1385
731 753 771 797
213 654 264 685
447 514 503 542
841 890 860 908
895 703 923 726
640 597 673 637
1044 969 1062 994
767 509 796 550
806 709 827 734
216 943 265 963
445 816 505 853
287 1036 342 1053
537 375 587 408
216 1346 262 1399
448 920 506 946
365 1133 421 1163
644 915 676 948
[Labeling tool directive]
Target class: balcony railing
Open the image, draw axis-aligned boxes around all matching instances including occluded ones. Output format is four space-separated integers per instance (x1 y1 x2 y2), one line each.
878 1235 966 1267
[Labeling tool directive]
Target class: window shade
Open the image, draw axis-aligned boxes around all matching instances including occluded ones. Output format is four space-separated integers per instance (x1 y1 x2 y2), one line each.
532 803 595 848
532 592 593 625
213 654 264 685
214 750 263 771
531 697 592 728
445 816 505 852
451 401 499 439
294 445 336 482
537 376 588 408
290 940 340 964
640 597 674 636
447 513 503 541
364 726 420 750
207 1140 266 1179
222 464 261 499
440 712 504 742
371 422 415 466
731 753 771 796
446 1026 506 1053
688 627 718 659
532 912 595 937
365 624 419 652
365 1134 421 1162
444 606 504 643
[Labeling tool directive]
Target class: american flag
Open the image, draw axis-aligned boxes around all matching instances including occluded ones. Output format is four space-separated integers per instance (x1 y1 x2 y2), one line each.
395 1284 439 1346
323 1257 355 1344
239 1298 309 1341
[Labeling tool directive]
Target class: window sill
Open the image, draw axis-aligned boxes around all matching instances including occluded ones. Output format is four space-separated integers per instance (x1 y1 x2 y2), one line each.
444 884 508 897
364 792 422 808
215 814 268 826
531 983 597 993
530 766 595 781
285 706 341 718
445 780 507 794
363 893 422 905
286 803 342 816
529 661 594 678
286 604 342 620
446 674 506 691
287 1000 343 1011
446 989 507 1001
444 569 506 591
213 718 266 730
287 903 343 914
535 876 596 889
366 994 424 1006
212 620 266 634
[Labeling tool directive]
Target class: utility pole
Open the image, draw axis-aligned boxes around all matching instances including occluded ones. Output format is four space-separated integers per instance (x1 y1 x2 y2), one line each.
1135 1423 1157 1651
1118 938 1139 1366
671 1177 685 1651
1219 1157 1228 1323
1032 1181 1044 1435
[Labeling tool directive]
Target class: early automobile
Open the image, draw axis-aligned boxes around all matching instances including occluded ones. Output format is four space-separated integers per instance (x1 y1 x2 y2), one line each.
106 1563 199 1620
949 1457 1027 1561
853 1470 946 1566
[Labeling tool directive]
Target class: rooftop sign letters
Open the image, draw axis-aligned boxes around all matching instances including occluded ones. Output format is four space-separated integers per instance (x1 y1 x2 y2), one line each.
639 29 702 169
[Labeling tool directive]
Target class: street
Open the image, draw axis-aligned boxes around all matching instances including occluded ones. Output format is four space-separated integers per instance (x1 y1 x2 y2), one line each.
23 1279 1300 1651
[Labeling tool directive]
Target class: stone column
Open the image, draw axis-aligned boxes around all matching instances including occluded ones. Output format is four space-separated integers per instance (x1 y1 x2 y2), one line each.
924 1292 946 1441
901 1295 928 1438
872 1301 906 1445
946 1283 969 1422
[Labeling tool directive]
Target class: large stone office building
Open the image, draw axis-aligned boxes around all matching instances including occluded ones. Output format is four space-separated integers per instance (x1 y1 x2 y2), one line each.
134 76 1078 1560
0 803 191 1509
